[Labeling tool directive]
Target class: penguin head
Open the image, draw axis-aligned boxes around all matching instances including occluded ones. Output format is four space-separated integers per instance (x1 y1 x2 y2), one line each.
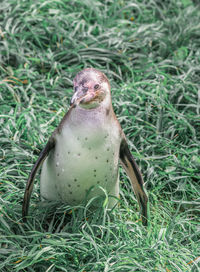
71 68 111 109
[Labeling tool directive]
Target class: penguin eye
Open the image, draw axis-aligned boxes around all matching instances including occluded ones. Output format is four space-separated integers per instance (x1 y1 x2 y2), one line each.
94 84 100 90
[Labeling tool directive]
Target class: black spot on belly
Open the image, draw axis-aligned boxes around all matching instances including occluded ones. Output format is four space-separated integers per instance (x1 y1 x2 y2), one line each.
95 156 98 159
106 159 109 163
68 184 71 187
78 153 81 156
85 137 88 140
97 181 100 184
74 178 77 182
57 173 60 176
94 169 96 172
94 174 96 177
77 184 80 187
68 151 70 154
69 191 72 195
107 148 110 151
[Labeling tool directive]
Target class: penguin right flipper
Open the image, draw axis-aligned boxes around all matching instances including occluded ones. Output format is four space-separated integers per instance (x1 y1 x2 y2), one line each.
119 138 148 226
22 137 55 222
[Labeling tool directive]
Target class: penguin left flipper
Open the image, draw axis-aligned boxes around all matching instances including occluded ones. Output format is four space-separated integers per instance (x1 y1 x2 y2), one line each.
119 137 148 226
22 137 55 222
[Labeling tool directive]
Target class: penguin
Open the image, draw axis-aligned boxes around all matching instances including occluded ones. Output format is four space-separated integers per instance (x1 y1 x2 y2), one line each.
22 68 148 225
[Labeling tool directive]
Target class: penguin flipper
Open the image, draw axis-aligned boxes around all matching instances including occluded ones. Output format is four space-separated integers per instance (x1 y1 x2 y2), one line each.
22 137 55 222
119 138 148 226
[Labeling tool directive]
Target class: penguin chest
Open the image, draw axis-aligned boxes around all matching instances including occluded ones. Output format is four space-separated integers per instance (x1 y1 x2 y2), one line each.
40 123 121 206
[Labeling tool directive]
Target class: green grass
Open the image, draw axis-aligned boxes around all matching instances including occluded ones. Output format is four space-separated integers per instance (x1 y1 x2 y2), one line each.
0 0 200 271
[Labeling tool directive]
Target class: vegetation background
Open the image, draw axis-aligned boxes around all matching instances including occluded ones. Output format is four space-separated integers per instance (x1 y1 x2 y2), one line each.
0 0 199 271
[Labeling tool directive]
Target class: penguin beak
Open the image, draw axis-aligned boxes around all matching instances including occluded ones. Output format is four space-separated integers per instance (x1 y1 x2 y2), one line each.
70 87 102 106
70 90 92 106
70 92 79 106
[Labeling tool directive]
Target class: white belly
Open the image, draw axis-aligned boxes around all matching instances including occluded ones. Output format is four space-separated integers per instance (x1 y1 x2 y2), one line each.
40 120 121 207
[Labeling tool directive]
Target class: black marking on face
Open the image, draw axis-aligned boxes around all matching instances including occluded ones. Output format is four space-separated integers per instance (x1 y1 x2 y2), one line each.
74 68 110 93
82 87 88 93
80 78 88 86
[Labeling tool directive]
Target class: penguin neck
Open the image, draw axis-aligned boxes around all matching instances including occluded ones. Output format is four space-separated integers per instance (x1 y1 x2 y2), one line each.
68 98 114 130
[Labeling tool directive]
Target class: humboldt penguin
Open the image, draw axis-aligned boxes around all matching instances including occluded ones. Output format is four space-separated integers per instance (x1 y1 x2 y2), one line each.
22 68 148 225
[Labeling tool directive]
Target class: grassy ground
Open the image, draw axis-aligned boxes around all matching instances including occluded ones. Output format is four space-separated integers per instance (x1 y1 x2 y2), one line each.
0 0 200 271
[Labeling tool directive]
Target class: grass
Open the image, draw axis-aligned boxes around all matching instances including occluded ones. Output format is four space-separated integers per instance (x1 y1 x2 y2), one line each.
0 0 200 271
